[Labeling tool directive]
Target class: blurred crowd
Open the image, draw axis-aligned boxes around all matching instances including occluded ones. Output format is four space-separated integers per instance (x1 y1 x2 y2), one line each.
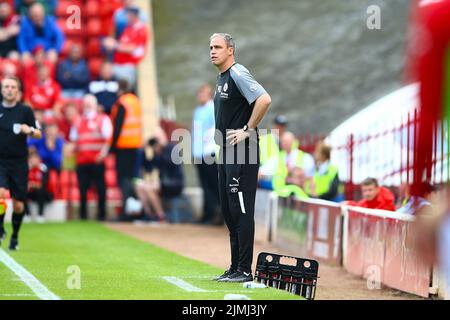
0 0 168 223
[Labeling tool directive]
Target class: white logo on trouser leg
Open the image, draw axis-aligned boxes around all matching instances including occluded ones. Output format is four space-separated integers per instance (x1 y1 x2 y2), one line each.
238 191 246 214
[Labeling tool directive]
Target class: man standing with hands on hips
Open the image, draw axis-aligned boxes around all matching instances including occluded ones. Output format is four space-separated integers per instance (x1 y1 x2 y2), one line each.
210 33 272 282
0 76 42 250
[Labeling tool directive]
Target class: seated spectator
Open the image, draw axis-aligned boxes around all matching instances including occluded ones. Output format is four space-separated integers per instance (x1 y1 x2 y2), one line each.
25 64 61 113
88 61 119 114
271 131 314 198
307 142 342 201
0 1 20 59
350 178 396 211
397 183 435 215
28 116 64 172
103 6 149 89
17 2 64 64
22 45 56 91
15 0 56 16
56 44 90 99
57 101 80 141
26 147 52 223
134 137 185 222
112 0 148 38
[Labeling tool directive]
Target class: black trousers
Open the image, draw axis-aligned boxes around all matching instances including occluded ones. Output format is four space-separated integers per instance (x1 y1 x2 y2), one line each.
218 140 259 274
115 148 138 211
195 159 220 222
76 163 106 220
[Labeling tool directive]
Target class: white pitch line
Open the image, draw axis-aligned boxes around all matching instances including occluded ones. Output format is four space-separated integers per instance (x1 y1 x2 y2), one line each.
162 276 208 292
0 249 60 300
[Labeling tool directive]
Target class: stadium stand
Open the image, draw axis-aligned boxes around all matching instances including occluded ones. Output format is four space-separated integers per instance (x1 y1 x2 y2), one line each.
0 0 130 218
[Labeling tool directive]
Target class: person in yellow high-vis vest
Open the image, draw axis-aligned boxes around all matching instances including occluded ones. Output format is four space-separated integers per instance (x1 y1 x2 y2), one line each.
272 132 314 199
110 79 143 219
259 115 288 166
306 142 342 202
258 115 288 189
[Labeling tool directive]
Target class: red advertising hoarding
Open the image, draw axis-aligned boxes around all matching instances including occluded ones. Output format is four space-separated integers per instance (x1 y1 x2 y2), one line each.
344 207 431 298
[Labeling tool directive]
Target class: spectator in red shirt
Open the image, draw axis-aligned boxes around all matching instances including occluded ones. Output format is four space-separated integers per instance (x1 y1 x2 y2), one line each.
103 6 149 89
22 45 56 93
0 1 20 59
354 178 396 211
25 64 61 114
57 101 80 141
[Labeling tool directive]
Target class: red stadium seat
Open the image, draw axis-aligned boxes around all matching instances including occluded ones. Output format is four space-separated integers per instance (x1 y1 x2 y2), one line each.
88 57 104 80
60 170 78 188
107 188 122 201
86 38 102 57
86 18 106 37
55 0 72 18
101 16 114 36
105 156 116 170
105 170 117 187
47 170 59 197
85 0 100 17
56 0 83 18
99 0 122 17
57 18 84 37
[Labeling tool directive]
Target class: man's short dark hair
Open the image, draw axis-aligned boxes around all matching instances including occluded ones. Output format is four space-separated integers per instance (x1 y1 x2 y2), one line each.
126 6 140 16
274 115 288 126
361 177 378 187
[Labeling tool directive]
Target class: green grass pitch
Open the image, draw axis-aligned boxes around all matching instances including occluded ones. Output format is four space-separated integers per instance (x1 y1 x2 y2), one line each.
0 222 302 300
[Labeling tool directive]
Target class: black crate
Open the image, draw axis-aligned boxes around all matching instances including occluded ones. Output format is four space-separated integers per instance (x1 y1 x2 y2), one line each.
254 252 319 300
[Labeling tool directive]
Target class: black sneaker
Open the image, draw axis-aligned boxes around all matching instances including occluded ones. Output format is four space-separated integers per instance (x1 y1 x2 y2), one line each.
225 271 253 283
214 269 236 281
9 236 18 251
0 229 6 246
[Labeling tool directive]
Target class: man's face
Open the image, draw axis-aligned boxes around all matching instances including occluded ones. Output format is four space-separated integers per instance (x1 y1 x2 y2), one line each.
280 134 294 152
38 67 49 82
0 3 11 19
29 5 44 25
361 184 379 201
65 105 79 120
100 63 113 80
1 79 20 103
197 87 212 105
70 46 82 62
210 36 233 68
83 97 97 113
126 12 138 25
45 124 58 138
29 153 41 167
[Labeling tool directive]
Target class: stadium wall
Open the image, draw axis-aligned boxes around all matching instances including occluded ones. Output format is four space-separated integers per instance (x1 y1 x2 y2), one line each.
254 189 445 298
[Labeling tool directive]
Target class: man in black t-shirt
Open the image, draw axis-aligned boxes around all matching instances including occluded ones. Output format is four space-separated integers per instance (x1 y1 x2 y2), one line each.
0 76 42 250
209 33 272 283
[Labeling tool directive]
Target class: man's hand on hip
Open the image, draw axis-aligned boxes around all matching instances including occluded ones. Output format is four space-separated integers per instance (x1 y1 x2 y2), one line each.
226 129 250 146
